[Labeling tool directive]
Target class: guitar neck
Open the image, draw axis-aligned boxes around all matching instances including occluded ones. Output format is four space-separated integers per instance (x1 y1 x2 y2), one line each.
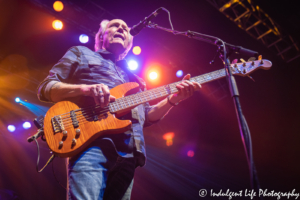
109 68 226 113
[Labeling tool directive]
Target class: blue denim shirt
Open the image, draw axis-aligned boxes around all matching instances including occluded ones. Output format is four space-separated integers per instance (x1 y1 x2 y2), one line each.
37 46 156 166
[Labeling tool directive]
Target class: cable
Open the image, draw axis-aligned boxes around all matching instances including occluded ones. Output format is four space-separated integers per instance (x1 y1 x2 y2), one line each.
52 158 67 191
34 138 55 172
160 7 174 31
33 134 66 190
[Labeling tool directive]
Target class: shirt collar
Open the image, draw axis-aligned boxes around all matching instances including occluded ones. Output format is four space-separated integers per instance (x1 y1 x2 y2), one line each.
96 49 128 69
96 49 117 63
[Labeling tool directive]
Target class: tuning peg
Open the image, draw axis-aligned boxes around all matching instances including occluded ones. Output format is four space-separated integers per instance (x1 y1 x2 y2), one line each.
231 59 238 64
248 57 256 61
258 55 263 64
240 58 246 66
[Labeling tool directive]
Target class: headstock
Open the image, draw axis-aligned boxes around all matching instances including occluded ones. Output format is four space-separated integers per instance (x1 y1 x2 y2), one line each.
230 58 272 77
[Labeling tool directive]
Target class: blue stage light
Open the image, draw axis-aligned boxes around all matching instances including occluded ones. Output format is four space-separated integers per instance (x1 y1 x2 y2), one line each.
15 97 21 103
23 122 31 129
128 60 138 70
176 70 183 77
7 125 16 132
79 34 89 43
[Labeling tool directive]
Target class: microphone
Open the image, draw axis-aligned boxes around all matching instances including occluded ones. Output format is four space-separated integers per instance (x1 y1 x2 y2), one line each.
130 8 163 36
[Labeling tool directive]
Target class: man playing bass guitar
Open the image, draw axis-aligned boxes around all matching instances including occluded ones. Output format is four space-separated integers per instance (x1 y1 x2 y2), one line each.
37 19 201 200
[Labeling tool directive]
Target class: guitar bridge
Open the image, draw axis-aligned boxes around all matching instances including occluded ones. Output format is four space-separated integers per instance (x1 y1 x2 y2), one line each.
52 116 64 133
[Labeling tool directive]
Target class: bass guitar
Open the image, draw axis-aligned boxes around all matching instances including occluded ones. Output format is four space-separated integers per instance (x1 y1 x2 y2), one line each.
43 59 272 157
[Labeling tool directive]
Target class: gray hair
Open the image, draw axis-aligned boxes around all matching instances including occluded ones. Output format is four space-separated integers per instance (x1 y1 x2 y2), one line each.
94 19 133 61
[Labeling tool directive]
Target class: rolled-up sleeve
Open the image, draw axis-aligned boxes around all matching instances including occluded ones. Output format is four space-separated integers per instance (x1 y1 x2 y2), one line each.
37 46 81 102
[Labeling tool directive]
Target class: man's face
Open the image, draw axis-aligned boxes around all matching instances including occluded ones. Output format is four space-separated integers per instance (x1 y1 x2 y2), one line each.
102 19 130 56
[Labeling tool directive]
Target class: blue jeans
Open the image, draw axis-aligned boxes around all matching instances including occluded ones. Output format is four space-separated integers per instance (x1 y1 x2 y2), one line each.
67 139 135 200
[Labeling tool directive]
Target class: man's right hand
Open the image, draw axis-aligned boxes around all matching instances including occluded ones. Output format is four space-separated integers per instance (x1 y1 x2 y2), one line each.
80 84 116 108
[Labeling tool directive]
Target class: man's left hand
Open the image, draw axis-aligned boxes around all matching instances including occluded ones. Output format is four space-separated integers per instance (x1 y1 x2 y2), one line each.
169 74 201 104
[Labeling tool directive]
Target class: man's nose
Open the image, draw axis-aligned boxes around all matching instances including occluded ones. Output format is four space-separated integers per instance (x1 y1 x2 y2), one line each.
117 26 124 33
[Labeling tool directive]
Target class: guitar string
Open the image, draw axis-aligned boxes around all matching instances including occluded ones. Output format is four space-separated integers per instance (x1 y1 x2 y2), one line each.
54 74 208 118
57 84 179 122
53 72 225 131
54 84 176 129
53 66 251 132
54 75 211 127
57 68 226 119
52 69 231 132
53 77 220 131
54 76 209 130
54 73 217 119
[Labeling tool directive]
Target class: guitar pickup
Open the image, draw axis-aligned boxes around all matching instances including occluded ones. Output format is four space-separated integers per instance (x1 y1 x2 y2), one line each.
70 110 79 128
91 110 99 121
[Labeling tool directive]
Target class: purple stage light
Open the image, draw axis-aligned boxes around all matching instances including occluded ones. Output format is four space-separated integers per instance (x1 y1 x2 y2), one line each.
187 150 194 157
79 34 89 43
23 122 31 129
7 125 16 132
128 60 138 70
176 70 183 77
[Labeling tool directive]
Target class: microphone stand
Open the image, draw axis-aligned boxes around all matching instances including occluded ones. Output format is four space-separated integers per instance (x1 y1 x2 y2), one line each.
147 23 262 197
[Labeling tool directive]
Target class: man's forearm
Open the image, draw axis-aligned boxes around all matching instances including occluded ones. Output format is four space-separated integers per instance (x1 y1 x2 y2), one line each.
147 95 178 122
49 82 83 102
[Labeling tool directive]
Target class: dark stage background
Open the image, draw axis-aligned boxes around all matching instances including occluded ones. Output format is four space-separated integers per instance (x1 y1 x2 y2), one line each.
0 0 299 199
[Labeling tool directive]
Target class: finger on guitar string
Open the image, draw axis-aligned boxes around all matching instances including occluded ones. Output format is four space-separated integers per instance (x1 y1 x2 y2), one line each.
101 84 110 108
59 108 111 124
184 80 195 97
93 85 101 105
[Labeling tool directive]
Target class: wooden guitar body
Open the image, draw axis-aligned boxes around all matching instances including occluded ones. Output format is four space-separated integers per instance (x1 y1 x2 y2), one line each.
43 82 140 157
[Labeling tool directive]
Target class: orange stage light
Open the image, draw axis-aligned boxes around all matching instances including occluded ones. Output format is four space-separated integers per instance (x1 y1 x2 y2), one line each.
149 72 158 80
53 1 64 12
163 132 175 146
132 46 141 55
52 20 63 30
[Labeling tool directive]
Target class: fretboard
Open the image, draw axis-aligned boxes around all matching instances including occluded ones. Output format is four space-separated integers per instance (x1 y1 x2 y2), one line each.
109 68 226 113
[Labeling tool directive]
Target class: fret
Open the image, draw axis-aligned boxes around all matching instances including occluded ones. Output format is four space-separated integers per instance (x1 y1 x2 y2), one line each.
144 92 149 101
118 101 123 109
113 103 117 111
125 97 130 107
130 98 134 106
126 97 131 106
149 91 154 100
147 91 153 100
123 99 128 108
205 74 212 81
122 100 126 108
116 102 120 110
164 85 172 95
143 93 149 102
124 99 128 108
109 104 114 112
120 99 125 108
170 84 177 93
133 95 138 104
151 91 156 99
158 88 163 97
139 95 143 103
